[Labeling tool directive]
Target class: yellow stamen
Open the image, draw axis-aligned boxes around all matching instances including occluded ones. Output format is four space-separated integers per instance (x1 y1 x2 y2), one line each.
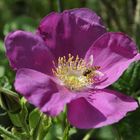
53 54 100 91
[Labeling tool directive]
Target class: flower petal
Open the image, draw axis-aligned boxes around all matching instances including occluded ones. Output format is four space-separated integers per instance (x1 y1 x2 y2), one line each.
41 90 76 116
15 68 76 116
67 89 138 129
67 97 106 129
85 32 140 89
37 8 106 59
4 30 54 75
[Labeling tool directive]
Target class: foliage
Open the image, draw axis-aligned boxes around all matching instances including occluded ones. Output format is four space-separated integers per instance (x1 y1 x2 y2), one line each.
0 0 140 140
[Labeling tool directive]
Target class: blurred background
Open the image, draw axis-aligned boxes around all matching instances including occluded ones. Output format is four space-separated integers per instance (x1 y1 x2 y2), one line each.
0 0 140 140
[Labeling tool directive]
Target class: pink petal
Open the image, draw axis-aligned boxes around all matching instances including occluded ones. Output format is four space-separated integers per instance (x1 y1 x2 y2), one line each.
85 32 140 89
41 90 76 116
67 89 138 129
4 30 55 75
67 97 106 129
37 8 106 59
15 68 76 116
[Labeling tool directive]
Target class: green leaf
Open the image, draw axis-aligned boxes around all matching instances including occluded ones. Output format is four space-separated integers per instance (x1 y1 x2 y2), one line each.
0 78 21 113
0 125 20 140
112 61 140 97
0 92 21 113
8 100 30 138
36 115 52 140
0 76 11 90
29 108 41 130
0 109 11 127
116 108 140 140
62 122 71 140
8 100 28 128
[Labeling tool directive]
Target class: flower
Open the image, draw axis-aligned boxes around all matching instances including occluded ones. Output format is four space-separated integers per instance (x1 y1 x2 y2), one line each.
4 8 140 129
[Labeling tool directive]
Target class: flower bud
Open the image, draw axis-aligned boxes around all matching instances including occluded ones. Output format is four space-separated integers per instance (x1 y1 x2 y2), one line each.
0 88 21 113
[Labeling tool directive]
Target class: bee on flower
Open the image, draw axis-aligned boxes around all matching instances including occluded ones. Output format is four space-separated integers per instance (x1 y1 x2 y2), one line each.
4 8 140 129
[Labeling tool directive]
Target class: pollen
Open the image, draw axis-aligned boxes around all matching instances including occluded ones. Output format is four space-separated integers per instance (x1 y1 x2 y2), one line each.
52 54 100 91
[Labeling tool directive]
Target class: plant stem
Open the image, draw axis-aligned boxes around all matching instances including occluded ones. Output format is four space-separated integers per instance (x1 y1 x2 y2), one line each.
62 122 70 140
83 129 94 140
134 0 140 26
0 125 20 140
0 87 19 97
57 0 63 12
18 113 30 136
134 0 140 42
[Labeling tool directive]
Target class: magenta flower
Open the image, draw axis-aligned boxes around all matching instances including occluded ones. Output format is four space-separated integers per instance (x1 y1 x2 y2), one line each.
4 8 140 129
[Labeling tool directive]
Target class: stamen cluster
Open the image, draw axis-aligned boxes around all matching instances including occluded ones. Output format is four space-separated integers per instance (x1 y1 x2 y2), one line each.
53 54 98 91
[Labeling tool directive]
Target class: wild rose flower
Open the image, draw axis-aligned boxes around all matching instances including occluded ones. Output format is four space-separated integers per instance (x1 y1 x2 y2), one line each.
4 8 140 129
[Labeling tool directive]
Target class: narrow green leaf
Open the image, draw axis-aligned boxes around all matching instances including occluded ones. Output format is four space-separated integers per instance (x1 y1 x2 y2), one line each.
36 115 52 140
0 125 20 140
8 100 30 137
62 122 71 140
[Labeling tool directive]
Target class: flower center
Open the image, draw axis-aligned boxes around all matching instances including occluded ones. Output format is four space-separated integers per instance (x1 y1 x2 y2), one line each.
53 54 100 91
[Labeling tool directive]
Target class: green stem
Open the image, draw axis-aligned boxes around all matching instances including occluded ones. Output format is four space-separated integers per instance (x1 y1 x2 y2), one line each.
0 87 19 97
62 122 71 140
57 0 63 12
36 114 52 140
18 113 30 136
35 113 44 140
0 125 20 140
134 0 140 26
83 129 94 140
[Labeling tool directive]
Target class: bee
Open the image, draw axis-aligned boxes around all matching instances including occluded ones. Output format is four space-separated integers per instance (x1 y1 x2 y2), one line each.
83 66 100 76
83 69 92 76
